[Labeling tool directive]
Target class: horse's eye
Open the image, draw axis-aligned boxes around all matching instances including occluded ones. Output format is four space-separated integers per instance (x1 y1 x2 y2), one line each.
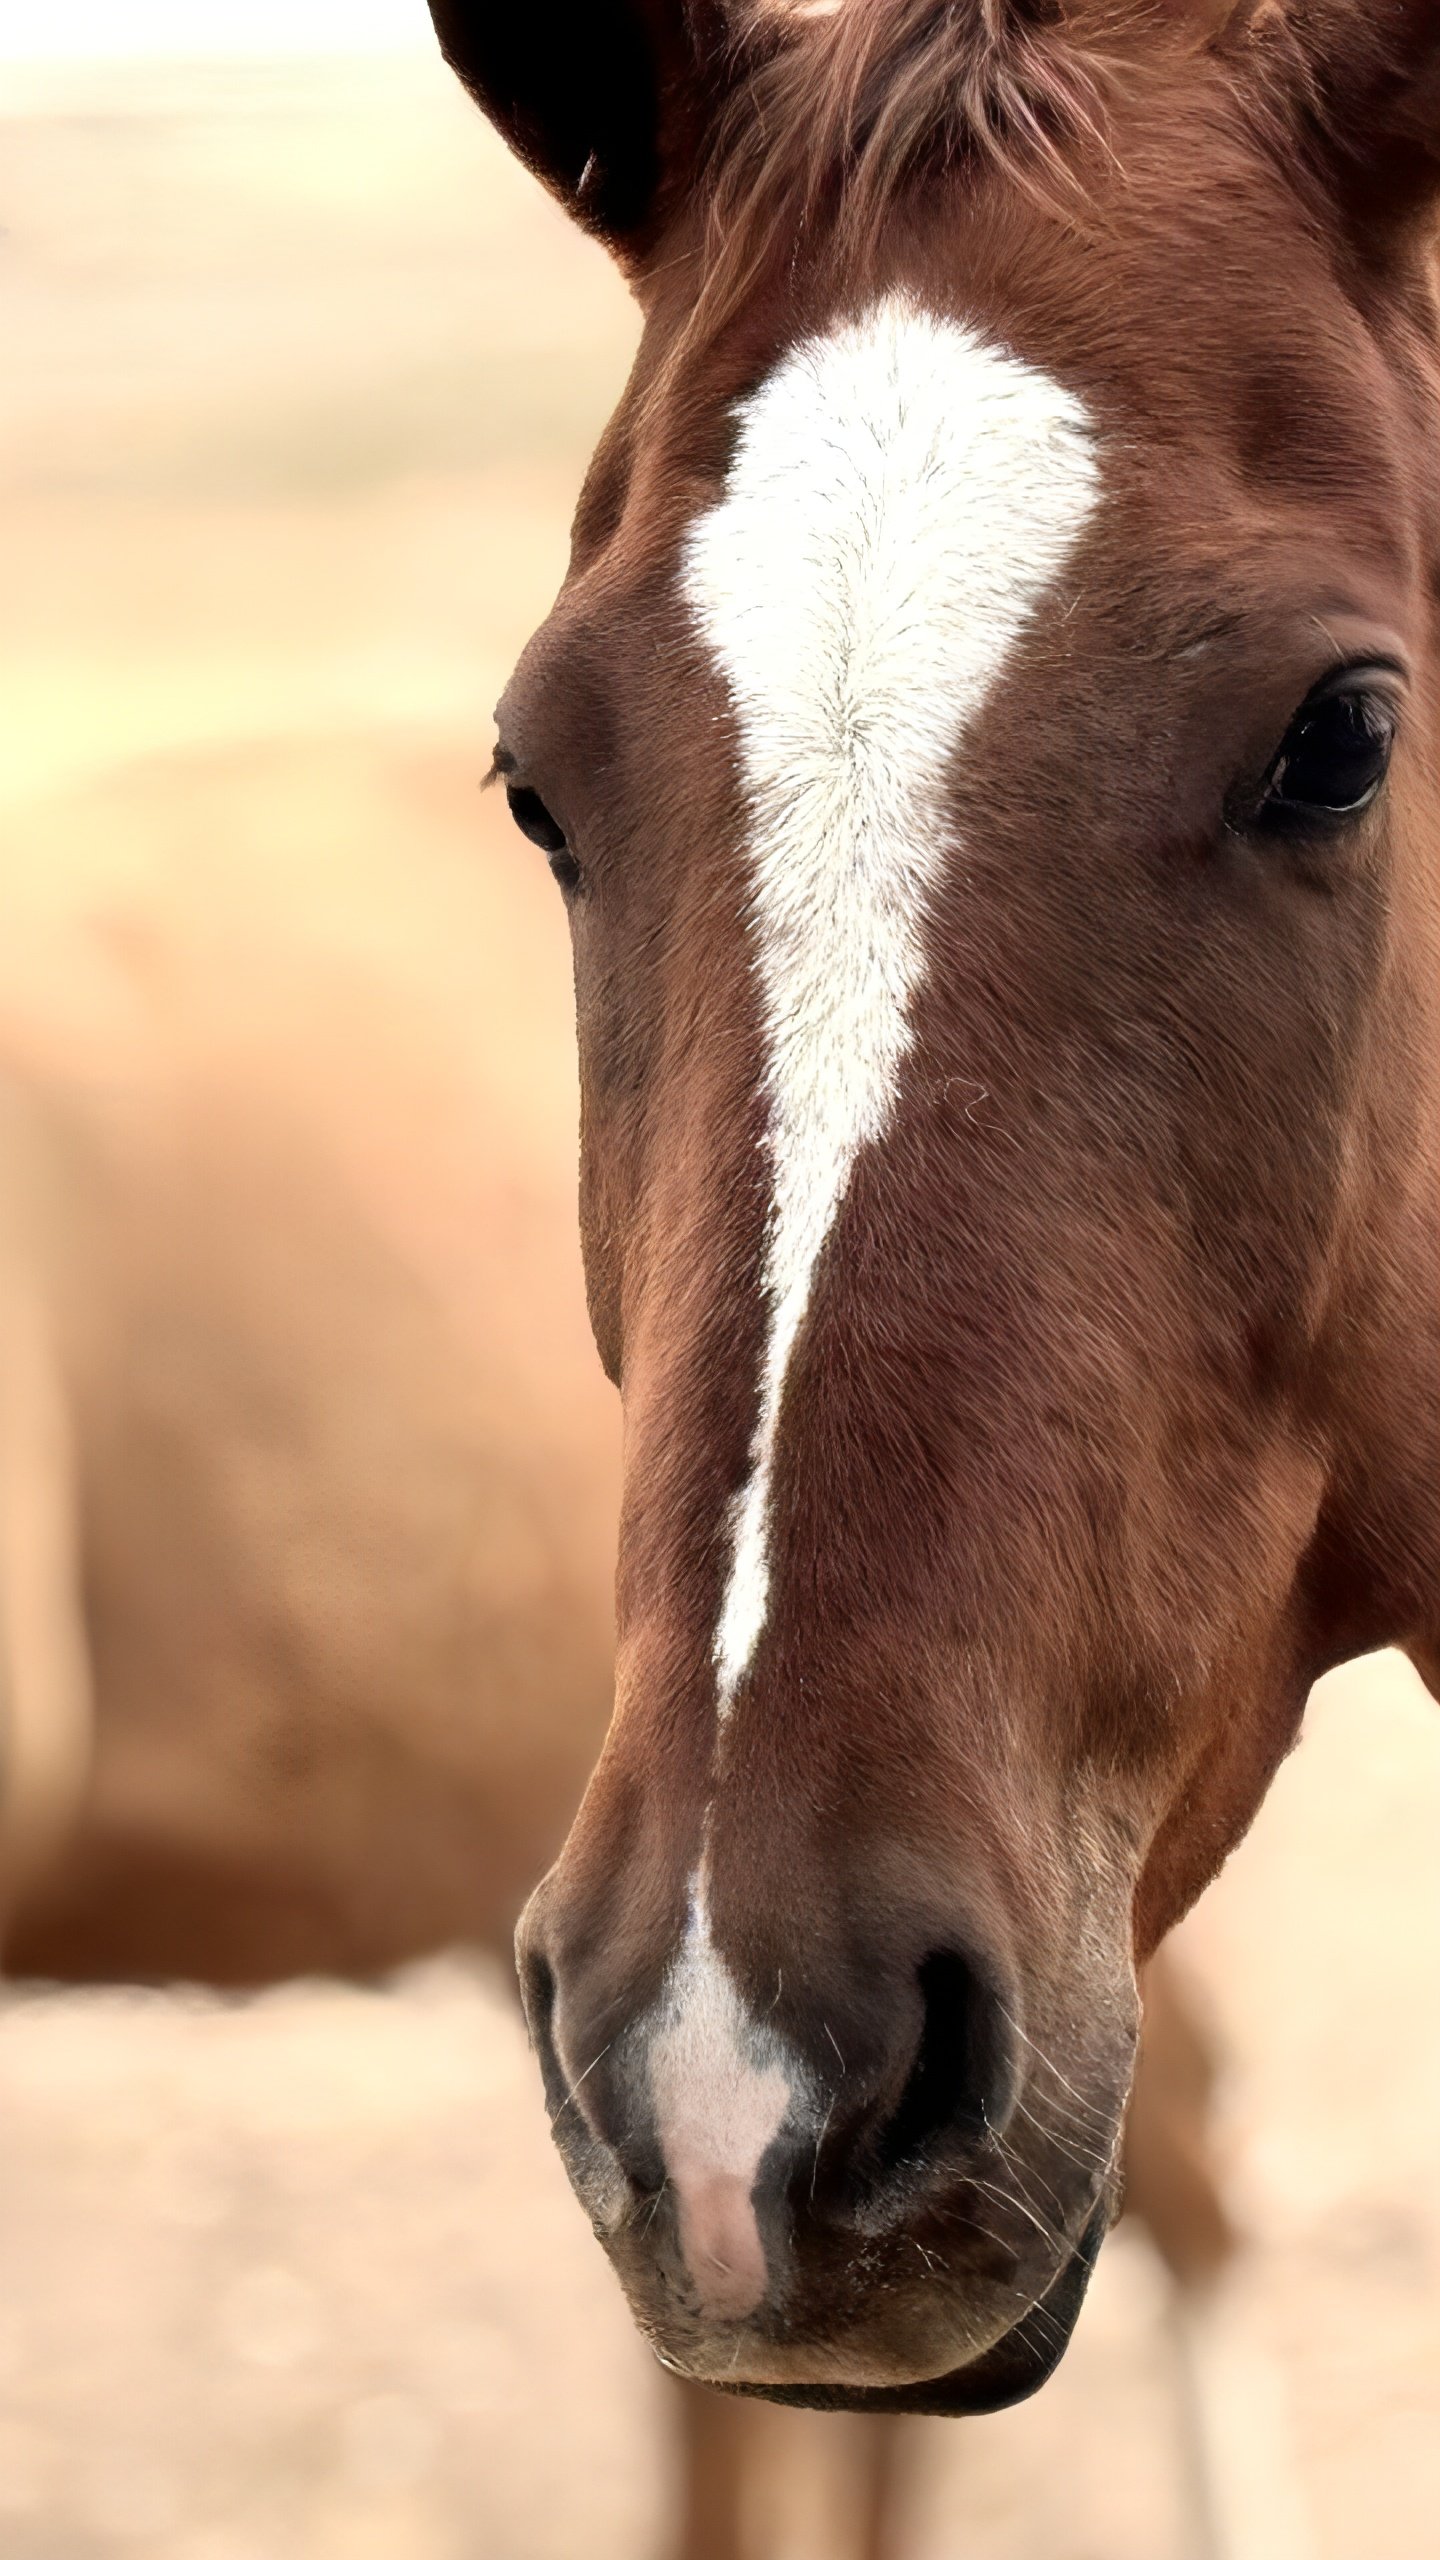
505 782 582 892
1255 675 1398 832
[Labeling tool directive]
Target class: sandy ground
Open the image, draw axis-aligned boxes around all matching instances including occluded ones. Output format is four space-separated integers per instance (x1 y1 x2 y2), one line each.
1 42 1438 2560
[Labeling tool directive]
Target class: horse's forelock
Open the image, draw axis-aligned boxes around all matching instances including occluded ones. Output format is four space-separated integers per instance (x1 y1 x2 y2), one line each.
696 1 1125 305
703 0 1440 248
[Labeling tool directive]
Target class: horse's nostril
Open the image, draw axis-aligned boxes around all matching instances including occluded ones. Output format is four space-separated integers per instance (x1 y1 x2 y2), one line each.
875 1947 1013 2177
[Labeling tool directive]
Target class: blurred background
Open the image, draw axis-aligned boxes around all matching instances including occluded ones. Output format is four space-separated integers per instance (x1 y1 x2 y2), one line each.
0 7 1438 2557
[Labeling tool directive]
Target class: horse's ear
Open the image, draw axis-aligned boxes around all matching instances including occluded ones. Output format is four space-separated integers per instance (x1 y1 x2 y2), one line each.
426 0 731 262
1220 0 1440 236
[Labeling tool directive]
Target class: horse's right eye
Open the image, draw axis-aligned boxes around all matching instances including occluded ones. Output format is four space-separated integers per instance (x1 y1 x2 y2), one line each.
1252 670 1399 834
505 783 582 893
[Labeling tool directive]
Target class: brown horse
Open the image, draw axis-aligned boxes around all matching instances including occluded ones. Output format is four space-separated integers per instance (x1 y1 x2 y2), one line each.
0 739 619 1982
428 0 1440 2414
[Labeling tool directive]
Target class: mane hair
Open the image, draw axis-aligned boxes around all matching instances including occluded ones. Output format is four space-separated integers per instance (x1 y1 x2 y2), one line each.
693 0 1129 330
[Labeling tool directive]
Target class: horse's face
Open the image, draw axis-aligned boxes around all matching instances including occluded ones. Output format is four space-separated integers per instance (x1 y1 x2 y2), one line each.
434 1 1440 2407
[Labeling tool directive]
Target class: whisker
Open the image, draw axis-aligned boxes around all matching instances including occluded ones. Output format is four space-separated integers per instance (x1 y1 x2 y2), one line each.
549 2037 614 2129
1012 2071 1115 2151
1008 2093 1109 2181
990 2136 1073 2223
998 2006 1113 2129
810 2095 837 2203
1019 2297 1068 2355
966 2172 1066 2259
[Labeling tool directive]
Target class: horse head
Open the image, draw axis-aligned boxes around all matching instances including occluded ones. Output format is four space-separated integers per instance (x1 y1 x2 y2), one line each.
430 0 1440 2409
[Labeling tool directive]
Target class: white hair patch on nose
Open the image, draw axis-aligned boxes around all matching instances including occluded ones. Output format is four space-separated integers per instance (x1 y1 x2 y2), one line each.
684 291 1102 1714
646 1885 803 2321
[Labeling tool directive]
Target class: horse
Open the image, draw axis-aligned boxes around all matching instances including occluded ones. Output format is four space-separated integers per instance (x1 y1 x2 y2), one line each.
0 736 619 1980
426 0 1440 2414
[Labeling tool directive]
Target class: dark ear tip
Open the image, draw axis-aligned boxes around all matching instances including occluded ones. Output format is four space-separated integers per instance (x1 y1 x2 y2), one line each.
424 0 723 254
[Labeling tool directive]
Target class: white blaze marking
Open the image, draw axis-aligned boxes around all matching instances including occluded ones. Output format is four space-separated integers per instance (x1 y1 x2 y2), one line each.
647 1883 802 2320
684 292 1101 1713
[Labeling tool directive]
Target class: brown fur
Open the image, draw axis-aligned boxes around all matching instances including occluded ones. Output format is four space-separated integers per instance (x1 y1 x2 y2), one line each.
450 0 1440 2413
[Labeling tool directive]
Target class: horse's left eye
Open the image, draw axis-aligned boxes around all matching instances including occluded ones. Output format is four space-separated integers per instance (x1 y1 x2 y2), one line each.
505 782 582 893
1255 676 1398 831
